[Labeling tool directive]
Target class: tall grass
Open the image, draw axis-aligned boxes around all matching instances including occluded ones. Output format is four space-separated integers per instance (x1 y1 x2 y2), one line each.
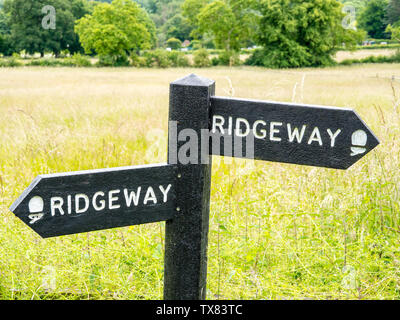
0 65 399 299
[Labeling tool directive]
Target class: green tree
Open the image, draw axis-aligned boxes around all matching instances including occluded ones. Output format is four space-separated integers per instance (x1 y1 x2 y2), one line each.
386 24 400 40
145 0 184 27
249 0 363 68
166 37 182 49
181 0 209 27
0 7 8 34
193 47 210 67
162 14 193 41
358 0 389 38
386 0 400 25
185 0 258 52
136 0 158 14
75 0 156 63
0 7 13 55
3 0 91 57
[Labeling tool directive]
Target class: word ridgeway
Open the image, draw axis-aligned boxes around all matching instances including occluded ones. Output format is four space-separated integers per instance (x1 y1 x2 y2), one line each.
212 115 342 147
49 185 172 217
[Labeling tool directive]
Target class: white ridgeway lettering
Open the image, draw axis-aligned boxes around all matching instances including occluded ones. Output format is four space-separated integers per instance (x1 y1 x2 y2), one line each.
108 190 121 210
211 115 342 148
67 195 72 214
48 184 172 217
270 122 283 142
327 129 342 147
212 115 225 134
235 118 250 137
144 187 157 205
308 127 323 146
75 194 89 214
253 120 267 139
159 184 172 203
287 124 307 143
93 191 105 211
51 197 64 216
124 187 142 207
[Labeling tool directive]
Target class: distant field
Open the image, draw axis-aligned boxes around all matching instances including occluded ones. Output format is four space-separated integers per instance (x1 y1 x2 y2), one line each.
3 47 398 67
335 49 398 62
0 65 399 299
173 48 398 64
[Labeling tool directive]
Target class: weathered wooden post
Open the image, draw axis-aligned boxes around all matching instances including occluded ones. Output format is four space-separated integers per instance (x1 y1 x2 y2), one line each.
164 74 215 300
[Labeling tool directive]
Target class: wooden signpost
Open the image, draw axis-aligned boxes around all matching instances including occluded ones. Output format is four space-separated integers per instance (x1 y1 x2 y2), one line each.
9 74 379 300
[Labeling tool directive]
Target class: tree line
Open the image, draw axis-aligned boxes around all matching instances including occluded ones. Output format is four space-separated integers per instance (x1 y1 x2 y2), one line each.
0 0 399 68
354 0 400 39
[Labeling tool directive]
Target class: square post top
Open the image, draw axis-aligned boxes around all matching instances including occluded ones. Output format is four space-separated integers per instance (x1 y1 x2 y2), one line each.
171 74 215 87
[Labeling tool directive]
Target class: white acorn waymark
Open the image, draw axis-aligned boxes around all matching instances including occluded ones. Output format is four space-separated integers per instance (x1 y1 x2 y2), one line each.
351 130 368 156
28 196 44 224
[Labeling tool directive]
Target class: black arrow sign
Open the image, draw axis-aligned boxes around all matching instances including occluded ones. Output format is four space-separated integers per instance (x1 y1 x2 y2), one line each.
9 163 177 238
209 97 379 169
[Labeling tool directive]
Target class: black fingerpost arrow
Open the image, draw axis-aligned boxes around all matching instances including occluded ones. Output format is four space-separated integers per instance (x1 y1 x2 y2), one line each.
209 97 379 169
9 163 177 238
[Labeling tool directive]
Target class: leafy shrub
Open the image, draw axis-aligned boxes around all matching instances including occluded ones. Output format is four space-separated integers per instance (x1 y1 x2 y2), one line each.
339 59 354 66
96 56 114 67
211 56 220 66
244 48 269 67
216 50 241 66
130 53 148 67
167 51 190 67
143 49 172 68
191 40 202 50
245 46 323 69
166 38 182 50
193 48 211 68
58 50 70 58
65 53 92 67
97 54 130 67
26 59 63 67
24 56 92 67
132 50 190 68
0 57 22 67
25 59 42 66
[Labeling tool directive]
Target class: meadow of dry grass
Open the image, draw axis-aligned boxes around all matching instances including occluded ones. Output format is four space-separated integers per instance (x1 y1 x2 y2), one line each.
335 49 397 62
0 64 399 299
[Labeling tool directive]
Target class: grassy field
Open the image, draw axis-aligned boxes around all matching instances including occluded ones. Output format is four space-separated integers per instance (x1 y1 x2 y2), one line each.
334 49 398 62
3 47 398 67
0 64 399 300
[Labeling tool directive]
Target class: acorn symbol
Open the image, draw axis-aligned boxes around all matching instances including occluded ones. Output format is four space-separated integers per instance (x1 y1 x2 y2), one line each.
28 196 44 224
350 130 367 157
